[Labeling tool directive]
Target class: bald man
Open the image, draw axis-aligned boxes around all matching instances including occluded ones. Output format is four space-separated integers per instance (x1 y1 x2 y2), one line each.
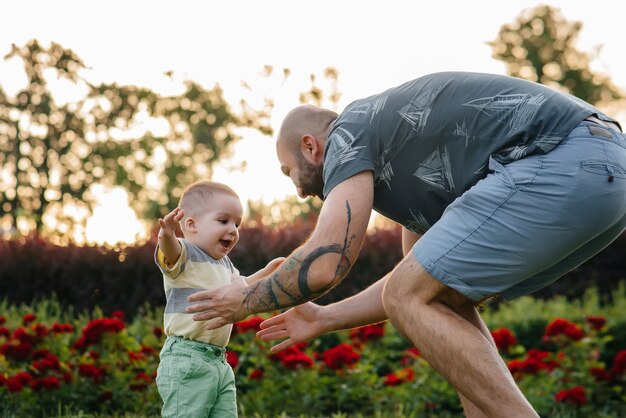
187 71 626 417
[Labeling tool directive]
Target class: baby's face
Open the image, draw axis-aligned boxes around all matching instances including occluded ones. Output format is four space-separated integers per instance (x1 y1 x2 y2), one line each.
189 193 243 259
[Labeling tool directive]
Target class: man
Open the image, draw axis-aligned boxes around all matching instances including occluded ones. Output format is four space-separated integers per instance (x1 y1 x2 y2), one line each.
187 71 626 417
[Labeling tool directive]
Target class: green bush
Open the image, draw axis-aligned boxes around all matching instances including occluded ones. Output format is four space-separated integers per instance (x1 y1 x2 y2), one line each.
2 230 625 317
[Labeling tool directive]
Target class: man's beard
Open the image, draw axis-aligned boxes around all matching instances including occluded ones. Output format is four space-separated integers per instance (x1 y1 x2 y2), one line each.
298 157 325 200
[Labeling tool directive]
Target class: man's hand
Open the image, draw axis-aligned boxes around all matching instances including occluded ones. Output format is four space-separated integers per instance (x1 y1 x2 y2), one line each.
186 274 248 329
256 302 325 353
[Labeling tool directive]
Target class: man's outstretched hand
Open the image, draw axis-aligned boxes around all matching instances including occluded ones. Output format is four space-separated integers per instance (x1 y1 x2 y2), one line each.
256 302 326 353
186 274 248 330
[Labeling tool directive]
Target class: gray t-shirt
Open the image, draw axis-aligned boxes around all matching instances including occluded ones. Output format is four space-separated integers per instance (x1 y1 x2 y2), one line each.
322 71 617 234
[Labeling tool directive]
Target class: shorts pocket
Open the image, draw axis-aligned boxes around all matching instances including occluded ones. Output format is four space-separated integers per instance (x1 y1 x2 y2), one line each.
156 362 172 401
581 160 626 179
489 154 543 190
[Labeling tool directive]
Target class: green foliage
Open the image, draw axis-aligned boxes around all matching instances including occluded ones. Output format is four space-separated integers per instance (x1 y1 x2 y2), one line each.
489 5 623 106
0 40 271 238
246 195 321 228
2 292 626 417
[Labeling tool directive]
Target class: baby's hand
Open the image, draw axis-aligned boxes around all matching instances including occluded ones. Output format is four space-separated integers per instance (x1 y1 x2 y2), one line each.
158 208 184 239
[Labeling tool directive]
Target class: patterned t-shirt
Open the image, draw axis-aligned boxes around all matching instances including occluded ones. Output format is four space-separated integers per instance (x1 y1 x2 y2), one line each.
155 238 238 346
322 71 617 234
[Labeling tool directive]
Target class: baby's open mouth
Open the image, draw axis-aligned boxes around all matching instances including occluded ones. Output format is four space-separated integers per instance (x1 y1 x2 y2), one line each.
219 239 231 249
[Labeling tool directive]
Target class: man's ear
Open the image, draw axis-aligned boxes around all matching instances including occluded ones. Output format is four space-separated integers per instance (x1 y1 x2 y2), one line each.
301 134 322 162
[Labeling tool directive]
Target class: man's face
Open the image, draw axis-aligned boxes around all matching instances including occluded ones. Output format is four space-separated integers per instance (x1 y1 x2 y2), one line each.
296 152 325 200
278 140 325 200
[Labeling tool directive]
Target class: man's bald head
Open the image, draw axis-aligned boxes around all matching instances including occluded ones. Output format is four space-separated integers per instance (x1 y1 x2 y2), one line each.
277 105 338 153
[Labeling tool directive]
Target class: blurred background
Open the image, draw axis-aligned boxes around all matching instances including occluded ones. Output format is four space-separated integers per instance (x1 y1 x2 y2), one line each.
1 0 625 314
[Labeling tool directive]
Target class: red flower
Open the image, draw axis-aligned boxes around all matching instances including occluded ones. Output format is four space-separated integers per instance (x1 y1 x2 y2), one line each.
249 368 264 380
0 326 9 338
234 316 265 333
322 343 360 370
32 353 60 372
507 349 558 377
1 341 33 361
0 316 6 325
30 376 61 391
543 318 585 342
73 317 125 349
555 386 587 406
140 344 158 356
590 367 612 382
51 323 74 334
13 327 37 345
585 316 606 331
491 328 517 352
111 310 125 319
6 377 24 393
128 351 148 362
282 352 314 369
269 343 307 362
226 351 239 368
22 313 36 325
33 323 49 338
385 368 415 386
401 347 421 366
611 350 626 375
349 323 385 343
153 326 163 338
134 371 152 383
78 364 106 383
384 373 403 386
32 348 51 359
15 372 33 385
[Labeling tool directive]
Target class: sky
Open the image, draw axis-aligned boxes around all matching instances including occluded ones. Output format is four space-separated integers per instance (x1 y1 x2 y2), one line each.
3 0 626 244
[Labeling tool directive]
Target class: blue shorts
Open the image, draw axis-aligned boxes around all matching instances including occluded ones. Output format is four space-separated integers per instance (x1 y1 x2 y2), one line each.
412 120 626 301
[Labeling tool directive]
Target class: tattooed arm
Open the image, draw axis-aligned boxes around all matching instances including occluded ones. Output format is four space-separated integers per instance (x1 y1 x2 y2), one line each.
186 171 374 329
256 226 422 351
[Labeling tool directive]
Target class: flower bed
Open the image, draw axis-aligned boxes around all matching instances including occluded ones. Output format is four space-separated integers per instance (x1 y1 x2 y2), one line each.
1 288 626 417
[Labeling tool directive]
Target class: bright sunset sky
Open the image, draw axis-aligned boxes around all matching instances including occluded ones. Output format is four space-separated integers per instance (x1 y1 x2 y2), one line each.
3 0 626 244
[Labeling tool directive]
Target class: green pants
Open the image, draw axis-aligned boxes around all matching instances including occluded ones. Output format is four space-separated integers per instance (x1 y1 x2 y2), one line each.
156 336 237 418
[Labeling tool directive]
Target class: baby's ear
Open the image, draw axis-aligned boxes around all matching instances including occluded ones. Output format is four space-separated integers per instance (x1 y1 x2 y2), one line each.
183 216 196 233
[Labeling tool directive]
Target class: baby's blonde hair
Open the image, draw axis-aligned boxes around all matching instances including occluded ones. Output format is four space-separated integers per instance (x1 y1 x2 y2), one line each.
178 181 239 218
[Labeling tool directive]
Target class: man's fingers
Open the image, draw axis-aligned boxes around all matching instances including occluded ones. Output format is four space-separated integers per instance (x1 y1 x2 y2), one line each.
256 325 278 337
185 302 212 314
259 315 283 329
190 310 218 321
257 329 289 341
187 290 215 303
270 339 295 353
205 318 227 330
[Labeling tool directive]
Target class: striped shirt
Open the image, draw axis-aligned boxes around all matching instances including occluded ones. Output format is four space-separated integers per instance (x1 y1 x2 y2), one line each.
155 238 237 346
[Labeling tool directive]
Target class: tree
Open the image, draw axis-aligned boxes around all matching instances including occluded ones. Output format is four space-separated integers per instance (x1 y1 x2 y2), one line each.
0 40 270 239
246 195 321 228
489 5 623 106
241 65 340 228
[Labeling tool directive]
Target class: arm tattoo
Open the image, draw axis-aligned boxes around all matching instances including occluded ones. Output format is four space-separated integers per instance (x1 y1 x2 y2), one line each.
242 201 357 313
